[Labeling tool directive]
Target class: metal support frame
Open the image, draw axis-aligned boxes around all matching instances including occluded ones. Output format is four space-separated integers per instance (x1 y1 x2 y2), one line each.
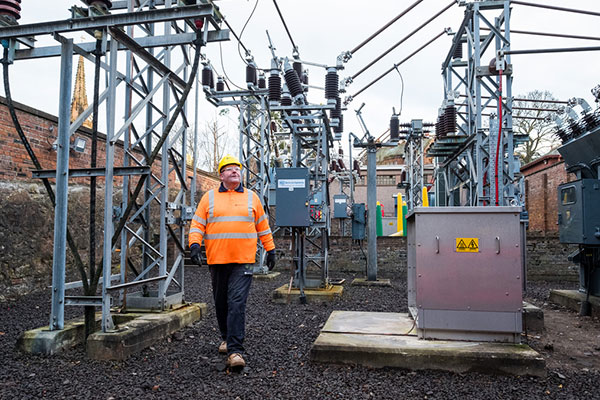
405 120 426 210
430 0 518 207
0 1 227 332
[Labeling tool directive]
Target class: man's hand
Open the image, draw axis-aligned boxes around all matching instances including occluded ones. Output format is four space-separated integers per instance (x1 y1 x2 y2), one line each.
190 243 202 266
266 250 276 271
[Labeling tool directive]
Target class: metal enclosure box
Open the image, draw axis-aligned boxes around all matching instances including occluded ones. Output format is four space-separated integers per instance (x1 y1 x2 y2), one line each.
407 207 523 343
275 168 310 227
333 194 349 218
557 179 600 245
351 203 366 240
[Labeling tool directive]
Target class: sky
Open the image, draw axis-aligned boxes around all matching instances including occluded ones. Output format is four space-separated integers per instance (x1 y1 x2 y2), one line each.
2 0 599 158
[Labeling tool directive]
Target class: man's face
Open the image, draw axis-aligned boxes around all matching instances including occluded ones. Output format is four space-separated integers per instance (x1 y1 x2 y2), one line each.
220 164 241 188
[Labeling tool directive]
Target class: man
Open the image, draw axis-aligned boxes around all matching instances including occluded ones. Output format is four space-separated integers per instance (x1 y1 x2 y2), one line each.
189 154 276 369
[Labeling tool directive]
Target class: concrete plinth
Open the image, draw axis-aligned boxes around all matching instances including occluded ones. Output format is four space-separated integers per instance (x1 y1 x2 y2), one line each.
17 303 206 360
549 289 600 318
272 284 343 304
310 311 545 377
87 303 207 360
523 302 544 333
351 278 392 287
253 271 281 280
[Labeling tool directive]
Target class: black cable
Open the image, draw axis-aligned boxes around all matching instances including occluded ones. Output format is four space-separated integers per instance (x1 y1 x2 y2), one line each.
350 0 423 55
272 0 298 53
352 1 454 80
219 42 245 90
1 47 88 291
393 65 404 117
511 1 600 17
237 0 260 65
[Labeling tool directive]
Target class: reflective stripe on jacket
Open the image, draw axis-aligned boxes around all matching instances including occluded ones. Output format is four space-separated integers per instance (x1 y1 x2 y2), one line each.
189 186 275 265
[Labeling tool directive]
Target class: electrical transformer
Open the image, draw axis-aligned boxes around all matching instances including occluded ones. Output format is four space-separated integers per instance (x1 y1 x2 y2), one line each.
407 206 524 343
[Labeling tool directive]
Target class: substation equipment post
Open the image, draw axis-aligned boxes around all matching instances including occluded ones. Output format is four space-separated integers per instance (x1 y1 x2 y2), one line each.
407 0 526 343
0 0 229 332
351 105 398 281
270 57 342 302
554 95 600 315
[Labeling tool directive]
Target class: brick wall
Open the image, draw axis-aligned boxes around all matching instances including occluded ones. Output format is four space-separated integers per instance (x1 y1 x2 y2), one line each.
523 160 574 234
0 96 219 194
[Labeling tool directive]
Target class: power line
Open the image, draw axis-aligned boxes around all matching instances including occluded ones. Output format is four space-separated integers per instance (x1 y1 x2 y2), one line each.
237 0 260 64
272 0 298 54
349 30 446 101
511 1 600 17
481 27 600 42
350 0 423 55
351 1 454 81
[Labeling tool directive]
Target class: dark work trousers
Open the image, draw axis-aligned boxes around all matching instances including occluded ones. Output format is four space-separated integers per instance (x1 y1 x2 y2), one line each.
208 263 253 355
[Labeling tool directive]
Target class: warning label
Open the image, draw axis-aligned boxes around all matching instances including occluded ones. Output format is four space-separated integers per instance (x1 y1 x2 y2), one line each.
456 238 479 253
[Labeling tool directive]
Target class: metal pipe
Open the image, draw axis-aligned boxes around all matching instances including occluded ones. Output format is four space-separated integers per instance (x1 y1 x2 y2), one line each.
502 46 600 55
511 1 600 17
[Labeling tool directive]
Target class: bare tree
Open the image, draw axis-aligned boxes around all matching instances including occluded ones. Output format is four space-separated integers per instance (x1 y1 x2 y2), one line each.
514 90 561 164
197 109 236 173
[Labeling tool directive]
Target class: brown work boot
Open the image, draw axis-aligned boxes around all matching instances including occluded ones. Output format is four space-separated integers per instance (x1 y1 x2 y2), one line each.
226 353 246 368
218 341 227 354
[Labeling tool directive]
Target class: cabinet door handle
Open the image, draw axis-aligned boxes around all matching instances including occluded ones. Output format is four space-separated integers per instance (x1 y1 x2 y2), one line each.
495 236 500 254
435 236 439 253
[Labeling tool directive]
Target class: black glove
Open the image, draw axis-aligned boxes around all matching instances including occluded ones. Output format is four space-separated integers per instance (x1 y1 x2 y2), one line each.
266 250 276 271
190 243 202 266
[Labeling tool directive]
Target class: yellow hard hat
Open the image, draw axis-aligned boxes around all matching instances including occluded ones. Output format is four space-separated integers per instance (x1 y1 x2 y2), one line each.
218 154 243 173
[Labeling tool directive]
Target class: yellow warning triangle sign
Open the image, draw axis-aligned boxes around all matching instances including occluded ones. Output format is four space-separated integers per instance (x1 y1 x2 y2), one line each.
457 239 467 250
468 239 479 250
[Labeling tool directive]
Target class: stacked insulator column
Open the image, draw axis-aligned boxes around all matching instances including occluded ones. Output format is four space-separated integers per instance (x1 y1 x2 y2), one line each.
452 43 462 60
246 63 257 87
281 85 292 106
216 76 224 92
269 72 281 102
283 60 303 98
390 114 399 142
258 72 266 89
0 0 21 20
445 106 457 134
201 64 214 89
325 68 339 100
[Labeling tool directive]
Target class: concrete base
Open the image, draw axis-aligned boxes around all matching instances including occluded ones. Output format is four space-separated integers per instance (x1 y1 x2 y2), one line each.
272 284 343 304
253 271 281 280
523 302 544 333
17 303 206 360
351 278 392 287
549 289 600 318
310 311 546 377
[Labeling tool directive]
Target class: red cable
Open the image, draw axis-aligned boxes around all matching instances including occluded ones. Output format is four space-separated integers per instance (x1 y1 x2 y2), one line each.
494 69 503 206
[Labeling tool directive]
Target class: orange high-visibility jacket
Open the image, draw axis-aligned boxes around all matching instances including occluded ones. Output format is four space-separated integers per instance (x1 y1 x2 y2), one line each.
189 185 275 265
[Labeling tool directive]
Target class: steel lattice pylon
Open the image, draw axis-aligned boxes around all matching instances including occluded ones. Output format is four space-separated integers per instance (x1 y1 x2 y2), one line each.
0 1 229 332
429 0 520 207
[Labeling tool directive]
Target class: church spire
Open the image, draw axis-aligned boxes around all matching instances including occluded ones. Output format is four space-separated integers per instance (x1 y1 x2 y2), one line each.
70 55 93 129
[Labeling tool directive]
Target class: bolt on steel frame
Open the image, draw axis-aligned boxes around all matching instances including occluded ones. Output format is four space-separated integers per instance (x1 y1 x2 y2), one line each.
430 0 519 207
204 86 274 274
0 1 228 332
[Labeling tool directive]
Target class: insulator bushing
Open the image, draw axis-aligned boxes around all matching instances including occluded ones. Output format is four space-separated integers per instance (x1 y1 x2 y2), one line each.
390 114 399 141
84 0 112 8
330 96 341 120
284 68 303 97
216 76 224 92
331 160 338 172
302 72 309 86
0 0 21 20
293 62 303 80
334 114 343 133
209 69 214 89
325 68 339 100
338 158 345 170
268 74 281 102
281 89 292 106
445 106 457 134
246 64 257 86
201 65 212 87
258 74 266 89
452 43 462 60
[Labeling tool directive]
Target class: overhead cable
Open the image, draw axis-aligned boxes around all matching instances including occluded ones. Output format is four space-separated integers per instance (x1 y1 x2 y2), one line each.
350 30 446 101
352 1 454 80
511 1 600 17
503 46 600 56
459 94 569 104
481 27 600 42
272 0 298 54
350 0 423 55
237 0 260 63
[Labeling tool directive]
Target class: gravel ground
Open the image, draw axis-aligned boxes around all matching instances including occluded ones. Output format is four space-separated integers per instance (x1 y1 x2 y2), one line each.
1 266 599 400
